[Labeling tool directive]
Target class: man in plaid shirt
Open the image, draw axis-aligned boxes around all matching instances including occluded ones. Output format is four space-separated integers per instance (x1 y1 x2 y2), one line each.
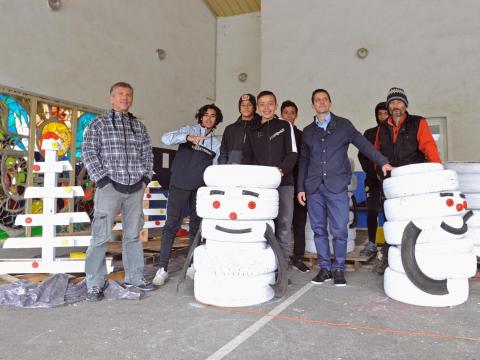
82 82 154 301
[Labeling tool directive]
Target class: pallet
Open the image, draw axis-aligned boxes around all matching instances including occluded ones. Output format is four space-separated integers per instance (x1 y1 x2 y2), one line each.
302 245 376 272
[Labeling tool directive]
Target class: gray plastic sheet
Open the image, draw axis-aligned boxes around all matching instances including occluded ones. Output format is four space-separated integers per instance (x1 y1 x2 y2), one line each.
0 273 141 308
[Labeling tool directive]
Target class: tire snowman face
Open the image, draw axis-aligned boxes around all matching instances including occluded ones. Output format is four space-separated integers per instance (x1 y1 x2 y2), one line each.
384 191 467 221
382 163 477 307
197 186 279 220
192 165 284 307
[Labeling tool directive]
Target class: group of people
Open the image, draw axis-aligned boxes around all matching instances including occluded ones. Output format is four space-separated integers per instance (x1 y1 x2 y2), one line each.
82 82 440 301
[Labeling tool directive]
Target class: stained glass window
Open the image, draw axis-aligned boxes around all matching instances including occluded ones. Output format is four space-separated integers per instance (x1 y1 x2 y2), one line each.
0 93 30 151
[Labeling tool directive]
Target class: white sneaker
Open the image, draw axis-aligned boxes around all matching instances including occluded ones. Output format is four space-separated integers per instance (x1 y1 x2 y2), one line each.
152 267 168 286
186 265 196 280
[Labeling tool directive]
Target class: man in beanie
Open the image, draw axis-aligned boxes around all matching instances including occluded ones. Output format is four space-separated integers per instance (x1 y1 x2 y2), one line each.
374 87 441 274
357 102 389 257
375 87 441 166
219 93 260 164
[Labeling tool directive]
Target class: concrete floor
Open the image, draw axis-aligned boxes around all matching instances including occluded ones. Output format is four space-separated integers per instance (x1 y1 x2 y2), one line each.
0 268 479 360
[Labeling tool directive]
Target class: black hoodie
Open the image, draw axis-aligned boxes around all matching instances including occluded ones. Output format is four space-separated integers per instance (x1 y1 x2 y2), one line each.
242 116 298 186
358 102 387 181
218 113 261 164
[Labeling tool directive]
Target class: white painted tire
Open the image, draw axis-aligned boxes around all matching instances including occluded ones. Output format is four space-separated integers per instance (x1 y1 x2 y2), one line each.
384 191 467 221
203 165 281 189
384 267 469 307
466 193 480 209
193 245 277 276
347 175 357 192
388 245 477 280
444 162 480 174
468 211 480 227
391 163 444 177
383 216 465 245
414 236 474 254
206 239 267 253
473 245 480 257
456 173 480 193
383 170 458 199
465 227 480 246
197 186 278 220
194 272 275 307
201 219 274 242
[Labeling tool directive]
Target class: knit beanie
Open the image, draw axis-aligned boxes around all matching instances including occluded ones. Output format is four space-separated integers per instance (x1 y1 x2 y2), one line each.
386 87 408 108
238 93 256 112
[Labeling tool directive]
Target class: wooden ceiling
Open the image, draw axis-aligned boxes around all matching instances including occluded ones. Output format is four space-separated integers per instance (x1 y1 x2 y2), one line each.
204 0 260 17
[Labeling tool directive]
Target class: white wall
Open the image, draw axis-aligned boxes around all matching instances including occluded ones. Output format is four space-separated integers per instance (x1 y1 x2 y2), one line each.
216 12 261 134
262 0 480 161
0 0 216 147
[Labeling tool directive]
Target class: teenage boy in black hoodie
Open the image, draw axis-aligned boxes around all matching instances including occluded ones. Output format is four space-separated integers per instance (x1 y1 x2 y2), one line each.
219 93 261 164
358 102 389 257
242 91 298 265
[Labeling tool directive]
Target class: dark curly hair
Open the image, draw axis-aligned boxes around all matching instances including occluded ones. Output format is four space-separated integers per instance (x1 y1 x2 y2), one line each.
195 104 223 128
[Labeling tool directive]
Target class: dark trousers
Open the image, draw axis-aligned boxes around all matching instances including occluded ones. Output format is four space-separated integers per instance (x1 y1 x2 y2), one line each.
159 186 200 271
292 199 308 260
365 178 382 244
307 184 349 271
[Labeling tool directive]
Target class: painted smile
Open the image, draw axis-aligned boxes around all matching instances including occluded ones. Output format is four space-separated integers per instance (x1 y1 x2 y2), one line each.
215 225 252 234
440 210 473 235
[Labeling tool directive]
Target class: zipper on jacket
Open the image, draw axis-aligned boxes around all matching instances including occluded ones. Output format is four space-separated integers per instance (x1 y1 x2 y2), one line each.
120 114 131 190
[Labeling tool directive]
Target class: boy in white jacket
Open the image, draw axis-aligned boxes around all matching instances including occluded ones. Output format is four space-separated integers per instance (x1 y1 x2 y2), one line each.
153 104 222 285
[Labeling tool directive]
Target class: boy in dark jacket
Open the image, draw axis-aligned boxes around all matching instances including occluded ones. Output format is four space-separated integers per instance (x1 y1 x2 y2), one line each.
153 104 222 286
358 102 389 256
281 100 310 273
243 91 298 266
219 93 260 164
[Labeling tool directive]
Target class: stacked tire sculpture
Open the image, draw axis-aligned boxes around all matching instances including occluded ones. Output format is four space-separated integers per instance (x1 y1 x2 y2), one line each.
194 165 282 307
444 162 480 261
305 158 357 255
383 163 476 307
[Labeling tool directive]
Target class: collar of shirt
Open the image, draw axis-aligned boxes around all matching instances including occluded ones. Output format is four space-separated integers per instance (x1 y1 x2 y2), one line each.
315 113 332 130
387 113 407 128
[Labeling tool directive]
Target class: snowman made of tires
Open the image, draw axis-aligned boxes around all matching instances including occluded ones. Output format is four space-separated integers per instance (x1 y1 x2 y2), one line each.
444 162 480 263
383 163 476 307
177 165 288 307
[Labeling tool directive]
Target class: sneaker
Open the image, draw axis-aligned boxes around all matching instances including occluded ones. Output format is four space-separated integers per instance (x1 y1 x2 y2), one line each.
360 242 378 257
186 265 196 280
333 270 347 286
124 278 156 292
152 267 168 286
86 286 104 302
292 258 310 273
311 268 332 284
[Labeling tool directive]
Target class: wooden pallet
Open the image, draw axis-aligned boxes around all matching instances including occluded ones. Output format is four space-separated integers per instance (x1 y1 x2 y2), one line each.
302 245 376 272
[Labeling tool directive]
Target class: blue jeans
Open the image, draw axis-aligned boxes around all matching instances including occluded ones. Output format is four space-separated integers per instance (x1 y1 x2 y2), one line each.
85 184 145 288
307 184 349 271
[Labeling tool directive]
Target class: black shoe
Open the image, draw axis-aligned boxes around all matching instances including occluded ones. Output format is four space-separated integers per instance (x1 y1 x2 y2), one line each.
292 258 310 273
124 278 156 292
311 268 332 284
360 242 378 257
86 286 104 302
333 270 347 287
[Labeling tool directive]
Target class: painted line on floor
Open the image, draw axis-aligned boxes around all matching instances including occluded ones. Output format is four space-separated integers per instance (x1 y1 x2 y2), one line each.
210 297 480 343
206 283 314 360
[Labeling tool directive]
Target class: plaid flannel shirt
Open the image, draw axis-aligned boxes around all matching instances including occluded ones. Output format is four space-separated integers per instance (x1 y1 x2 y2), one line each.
82 110 154 185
